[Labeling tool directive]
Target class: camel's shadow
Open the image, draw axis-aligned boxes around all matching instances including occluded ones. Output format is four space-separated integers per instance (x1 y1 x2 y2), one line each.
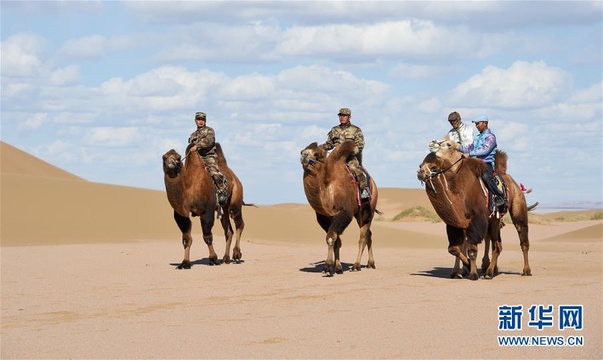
299 260 367 275
412 266 522 279
169 258 245 268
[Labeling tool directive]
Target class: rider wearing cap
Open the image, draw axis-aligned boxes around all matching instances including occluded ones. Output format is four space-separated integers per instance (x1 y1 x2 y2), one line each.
458 115 505 209
447 111 475 148
319 107 370 201
188 111 228 205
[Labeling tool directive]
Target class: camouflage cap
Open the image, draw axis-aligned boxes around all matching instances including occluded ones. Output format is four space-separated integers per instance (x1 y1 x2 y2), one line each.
338 108 351 116
195 112 206 120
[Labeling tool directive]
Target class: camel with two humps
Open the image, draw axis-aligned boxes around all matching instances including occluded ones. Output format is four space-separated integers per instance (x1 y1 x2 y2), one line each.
162 143 251 269
418 137 532 279
300 140 380 276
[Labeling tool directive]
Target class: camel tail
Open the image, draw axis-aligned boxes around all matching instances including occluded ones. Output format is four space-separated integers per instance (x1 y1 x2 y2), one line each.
375 208 384 216
495 150 508 174
527 202 539 212
242 201 258 208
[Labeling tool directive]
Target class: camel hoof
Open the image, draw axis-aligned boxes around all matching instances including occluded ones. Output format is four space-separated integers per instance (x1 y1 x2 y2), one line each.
468 273 479 281
366 262 376 269
522 272 532 276
450 273 463 279
177 262 191 270
483 274 494 280
322 265 335 276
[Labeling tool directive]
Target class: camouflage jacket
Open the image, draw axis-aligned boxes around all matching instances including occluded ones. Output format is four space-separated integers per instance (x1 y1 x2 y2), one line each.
320 123 365 154
188 125 216 157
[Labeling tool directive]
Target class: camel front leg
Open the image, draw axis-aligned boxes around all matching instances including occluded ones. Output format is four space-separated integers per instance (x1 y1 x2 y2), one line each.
174 212 193 270
466 245 479 280
200 213 220 266
324 234 336 276
334 236 343 274
448 244 470 273
447 225 470 278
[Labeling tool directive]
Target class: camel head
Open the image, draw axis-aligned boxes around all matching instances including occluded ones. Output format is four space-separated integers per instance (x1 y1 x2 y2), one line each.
417 137 461 183
428 136 459 156
162 149 182 178
300 142 327 173
417 152 444 182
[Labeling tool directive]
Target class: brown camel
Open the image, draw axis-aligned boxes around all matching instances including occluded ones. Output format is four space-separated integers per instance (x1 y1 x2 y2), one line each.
417 137 532 279
300 140 379 275
162 143 250 269
453 200 537 279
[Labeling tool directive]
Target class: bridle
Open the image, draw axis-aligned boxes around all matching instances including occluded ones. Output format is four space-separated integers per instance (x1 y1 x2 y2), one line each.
420 154 466 203
428 154 466 178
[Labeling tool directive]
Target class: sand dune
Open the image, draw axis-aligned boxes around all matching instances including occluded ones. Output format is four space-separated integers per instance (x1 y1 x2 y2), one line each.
1 140 601 359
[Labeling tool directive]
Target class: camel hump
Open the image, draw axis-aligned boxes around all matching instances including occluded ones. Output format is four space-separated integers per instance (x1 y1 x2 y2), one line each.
329 140 357 162
215 142 228 167
495 150 508 174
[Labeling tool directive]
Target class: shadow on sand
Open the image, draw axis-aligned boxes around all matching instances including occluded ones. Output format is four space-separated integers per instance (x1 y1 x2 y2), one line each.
169 258 245 268
412 266 522 279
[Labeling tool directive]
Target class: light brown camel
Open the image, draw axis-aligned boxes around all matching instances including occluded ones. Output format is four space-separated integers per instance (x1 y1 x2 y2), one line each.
300 140 379 275
162 143 250 269
417 137 532 279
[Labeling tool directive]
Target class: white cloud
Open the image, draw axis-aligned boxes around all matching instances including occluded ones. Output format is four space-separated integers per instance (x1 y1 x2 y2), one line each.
569 81 603 103
452 61 573 109
16 113 47 131
85 127 140 147
1 33 46 77
390 63 460 80
58 35 108 58
49 65 81 86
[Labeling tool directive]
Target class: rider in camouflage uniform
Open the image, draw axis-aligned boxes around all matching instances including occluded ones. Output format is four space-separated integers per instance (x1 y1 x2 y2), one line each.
188 112 228 205
319 107 371 201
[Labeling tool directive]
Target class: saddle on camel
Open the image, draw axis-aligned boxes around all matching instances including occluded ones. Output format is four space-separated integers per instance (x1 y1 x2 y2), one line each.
300 140 380 276
162 143 251 269
417 137 532 280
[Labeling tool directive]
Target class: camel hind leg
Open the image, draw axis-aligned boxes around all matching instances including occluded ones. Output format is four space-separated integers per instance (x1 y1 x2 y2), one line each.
174 211 193 270
229 205 245 263
219 206 235 264
510 203 532 276
351 204 376 271
484 219 503 279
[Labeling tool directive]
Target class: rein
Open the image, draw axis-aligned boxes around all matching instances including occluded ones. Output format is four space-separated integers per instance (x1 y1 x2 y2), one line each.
422 155 466 204
430 154 465 177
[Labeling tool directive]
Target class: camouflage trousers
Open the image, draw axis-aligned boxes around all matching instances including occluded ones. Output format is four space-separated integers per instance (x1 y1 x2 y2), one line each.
347 157 368 189
203 155 228 195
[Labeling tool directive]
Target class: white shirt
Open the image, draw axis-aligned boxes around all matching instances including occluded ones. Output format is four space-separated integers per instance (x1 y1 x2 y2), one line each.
448 122 475 148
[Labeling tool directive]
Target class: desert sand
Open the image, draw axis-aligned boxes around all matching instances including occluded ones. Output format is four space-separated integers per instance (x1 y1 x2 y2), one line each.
1 141 602 359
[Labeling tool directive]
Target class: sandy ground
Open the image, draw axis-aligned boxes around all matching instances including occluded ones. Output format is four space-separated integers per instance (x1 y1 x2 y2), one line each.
1 141 602 359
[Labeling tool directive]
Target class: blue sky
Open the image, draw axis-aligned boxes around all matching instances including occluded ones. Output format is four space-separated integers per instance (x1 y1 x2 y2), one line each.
2 1 602 208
